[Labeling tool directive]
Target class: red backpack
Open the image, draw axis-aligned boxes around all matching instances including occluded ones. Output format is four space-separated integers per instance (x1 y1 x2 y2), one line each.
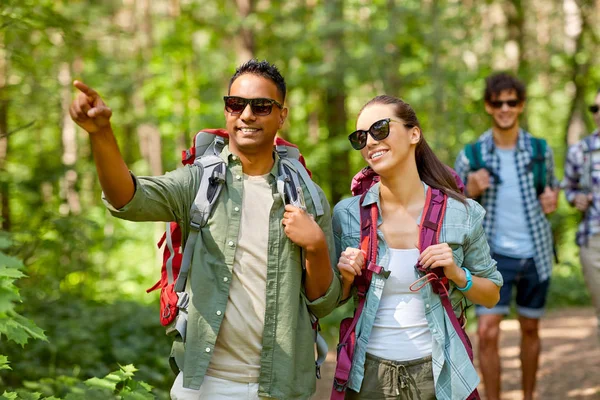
146 129 328 377
331 166 480 400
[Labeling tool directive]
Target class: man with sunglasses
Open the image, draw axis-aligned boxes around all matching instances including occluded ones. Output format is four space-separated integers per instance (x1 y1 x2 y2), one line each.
454 73 558 400
563 87 600 342
69 59 341 399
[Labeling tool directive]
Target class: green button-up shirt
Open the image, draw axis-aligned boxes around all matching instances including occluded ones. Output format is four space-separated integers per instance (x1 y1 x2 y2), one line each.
104 147 342 399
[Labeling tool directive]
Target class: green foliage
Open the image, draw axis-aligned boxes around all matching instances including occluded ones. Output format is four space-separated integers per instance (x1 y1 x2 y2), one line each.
1 0 599 397
1 365 155 400
0 238 47 369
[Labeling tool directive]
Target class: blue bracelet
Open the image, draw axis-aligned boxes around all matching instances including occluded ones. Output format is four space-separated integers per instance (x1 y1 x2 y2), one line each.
457 267 473 292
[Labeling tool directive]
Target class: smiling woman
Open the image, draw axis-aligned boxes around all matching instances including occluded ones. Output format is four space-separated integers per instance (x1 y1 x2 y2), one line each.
331 95 502 400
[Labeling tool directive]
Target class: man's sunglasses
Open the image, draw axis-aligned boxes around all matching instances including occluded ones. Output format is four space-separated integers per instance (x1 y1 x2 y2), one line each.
489 99 521 109
223 96 283 116
589 104 599 114
348 118 413 150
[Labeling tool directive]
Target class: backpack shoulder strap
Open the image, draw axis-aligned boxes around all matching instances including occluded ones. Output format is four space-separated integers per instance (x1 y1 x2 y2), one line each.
174 139 227 294
464 141 485 171
417 187 448 279
276 146 324 217
529 137 547 196
331 193 380 398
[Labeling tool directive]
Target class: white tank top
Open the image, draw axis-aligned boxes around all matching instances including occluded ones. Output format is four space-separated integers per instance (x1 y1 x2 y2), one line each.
366 248 433 361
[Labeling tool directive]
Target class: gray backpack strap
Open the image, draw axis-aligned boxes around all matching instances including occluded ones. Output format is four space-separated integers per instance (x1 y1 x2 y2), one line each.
165 223 176 285
312 313 327 378
174 154 226 294
287 158 324 217
275 145 324 217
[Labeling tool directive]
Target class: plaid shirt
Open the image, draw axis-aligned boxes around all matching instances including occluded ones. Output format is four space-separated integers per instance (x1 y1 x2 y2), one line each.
563 130 600 246
454 129 556 282
333 182 503 400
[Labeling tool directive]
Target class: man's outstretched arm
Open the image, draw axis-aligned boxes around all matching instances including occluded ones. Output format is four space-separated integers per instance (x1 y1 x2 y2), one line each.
69 80 133 209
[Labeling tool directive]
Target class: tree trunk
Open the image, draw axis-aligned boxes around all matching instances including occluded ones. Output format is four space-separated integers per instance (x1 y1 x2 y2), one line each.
134 0 163 176
235 0 255 64
324 0 349 205
0 33 10 231
58 62 81 215
563 0 594 146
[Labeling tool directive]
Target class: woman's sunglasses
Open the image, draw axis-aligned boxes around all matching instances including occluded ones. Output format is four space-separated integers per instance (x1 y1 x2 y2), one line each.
223 96 284 116
589 104 599 114
348 118 413 150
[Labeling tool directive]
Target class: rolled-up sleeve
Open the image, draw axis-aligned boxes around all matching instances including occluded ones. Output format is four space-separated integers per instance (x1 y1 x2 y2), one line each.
463 201 503 287
563 143 584 204
102 166 197 223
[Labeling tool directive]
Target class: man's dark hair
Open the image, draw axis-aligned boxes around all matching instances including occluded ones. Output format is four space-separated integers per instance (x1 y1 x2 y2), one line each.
484 72 526 103
229 59 286 102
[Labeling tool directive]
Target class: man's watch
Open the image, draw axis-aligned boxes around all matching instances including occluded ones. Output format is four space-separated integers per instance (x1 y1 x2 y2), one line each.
457 267 473 292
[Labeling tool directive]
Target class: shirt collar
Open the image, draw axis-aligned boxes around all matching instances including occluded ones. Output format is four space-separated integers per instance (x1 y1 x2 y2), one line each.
220 145 279 179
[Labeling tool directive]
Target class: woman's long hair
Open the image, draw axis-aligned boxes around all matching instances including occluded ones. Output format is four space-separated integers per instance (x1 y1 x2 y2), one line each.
359 95 466 203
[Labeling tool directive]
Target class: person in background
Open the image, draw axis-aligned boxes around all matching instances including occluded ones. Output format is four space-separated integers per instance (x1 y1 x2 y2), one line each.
455 73 559 400
563 87 600 341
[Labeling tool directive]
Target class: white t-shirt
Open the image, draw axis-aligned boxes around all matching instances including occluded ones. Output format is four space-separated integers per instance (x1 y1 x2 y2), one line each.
366 248 433 361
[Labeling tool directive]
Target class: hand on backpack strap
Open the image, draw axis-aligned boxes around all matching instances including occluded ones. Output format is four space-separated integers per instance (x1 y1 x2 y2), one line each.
538 186 559 214
466 168 490 198
281 204 324 252
70 80 113 134
337 248 365 295
418 243 465 286
573 193 593 212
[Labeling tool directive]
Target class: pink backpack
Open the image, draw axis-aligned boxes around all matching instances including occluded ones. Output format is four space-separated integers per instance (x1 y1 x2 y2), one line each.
331 166 480 400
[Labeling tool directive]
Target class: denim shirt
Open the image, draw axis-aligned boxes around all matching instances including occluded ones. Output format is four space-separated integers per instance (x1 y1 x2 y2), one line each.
332 182 503 400
104 147 342 400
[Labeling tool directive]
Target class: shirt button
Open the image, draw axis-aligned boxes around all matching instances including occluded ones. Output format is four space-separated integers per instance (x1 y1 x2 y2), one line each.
228 241 234 247
425 304 430 309
236 175 242 181
223 277 229 282
432 329 437 334
216 310 222 316
205 347 211 353
232 155 238 161
234 206 240 212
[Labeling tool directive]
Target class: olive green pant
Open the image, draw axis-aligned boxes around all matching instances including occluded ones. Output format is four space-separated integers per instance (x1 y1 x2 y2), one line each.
345 353 436 400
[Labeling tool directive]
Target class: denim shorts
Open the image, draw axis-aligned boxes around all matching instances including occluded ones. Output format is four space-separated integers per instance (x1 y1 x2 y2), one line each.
476 253 550 319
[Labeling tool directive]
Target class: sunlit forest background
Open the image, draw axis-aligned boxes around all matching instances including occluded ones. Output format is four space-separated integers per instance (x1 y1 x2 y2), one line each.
1 0 600 398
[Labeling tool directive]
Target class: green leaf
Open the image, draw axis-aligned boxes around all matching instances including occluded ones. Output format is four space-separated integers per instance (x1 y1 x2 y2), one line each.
84 377 118 391
0 253 24 270
0 355 11 370
0 266 25 279
0 392 19 400
0 312 47 345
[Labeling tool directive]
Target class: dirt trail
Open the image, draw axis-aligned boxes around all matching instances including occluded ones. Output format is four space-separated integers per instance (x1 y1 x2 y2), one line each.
314 307 599 399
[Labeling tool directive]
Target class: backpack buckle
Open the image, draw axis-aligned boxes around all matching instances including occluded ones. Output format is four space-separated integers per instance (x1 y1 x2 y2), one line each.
176 292 189 309
333 378 347 392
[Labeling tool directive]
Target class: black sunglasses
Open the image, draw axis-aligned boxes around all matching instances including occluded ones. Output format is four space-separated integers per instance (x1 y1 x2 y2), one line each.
589 104 599 114
489 99 521 109
223 96 283 116
348 118 413 150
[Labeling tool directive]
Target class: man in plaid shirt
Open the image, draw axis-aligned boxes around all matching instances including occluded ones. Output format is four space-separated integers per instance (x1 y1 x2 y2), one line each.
454 73 559 400
563 87 600 341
